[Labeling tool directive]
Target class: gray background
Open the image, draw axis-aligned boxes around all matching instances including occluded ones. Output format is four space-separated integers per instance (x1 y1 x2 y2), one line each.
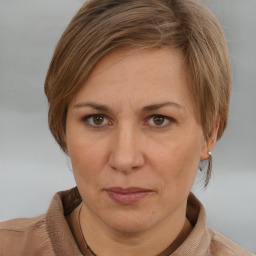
0 0 255 253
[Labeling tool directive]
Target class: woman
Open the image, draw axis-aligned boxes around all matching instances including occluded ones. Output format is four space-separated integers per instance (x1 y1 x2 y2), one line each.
0 0 253 255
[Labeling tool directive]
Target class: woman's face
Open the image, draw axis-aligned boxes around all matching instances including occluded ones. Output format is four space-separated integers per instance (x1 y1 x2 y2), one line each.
66 47 210 233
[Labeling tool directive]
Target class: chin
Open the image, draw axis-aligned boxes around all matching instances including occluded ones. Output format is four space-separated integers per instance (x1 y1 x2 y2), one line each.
100 210 156 233
108 221 151 234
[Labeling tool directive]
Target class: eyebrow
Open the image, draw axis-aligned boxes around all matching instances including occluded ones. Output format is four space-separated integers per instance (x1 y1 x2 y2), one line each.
73 101 184 113
74 102 113 113
142 102 184 112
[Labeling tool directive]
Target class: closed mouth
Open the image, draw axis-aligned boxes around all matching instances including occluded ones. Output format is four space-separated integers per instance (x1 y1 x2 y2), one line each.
104 187 153 205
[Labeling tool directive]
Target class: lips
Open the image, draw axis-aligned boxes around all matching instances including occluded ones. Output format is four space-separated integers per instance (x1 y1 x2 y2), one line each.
105 187 153 205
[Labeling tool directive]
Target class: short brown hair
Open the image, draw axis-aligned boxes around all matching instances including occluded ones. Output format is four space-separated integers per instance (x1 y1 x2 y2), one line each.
44 0 232 183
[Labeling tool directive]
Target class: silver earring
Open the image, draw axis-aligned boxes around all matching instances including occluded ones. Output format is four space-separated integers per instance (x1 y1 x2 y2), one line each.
199 151 213 187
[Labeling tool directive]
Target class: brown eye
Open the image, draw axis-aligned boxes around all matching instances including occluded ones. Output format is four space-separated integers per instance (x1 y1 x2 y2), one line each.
148 115 171 127
93 115 105 125
82 114 109 128
153 116 165 125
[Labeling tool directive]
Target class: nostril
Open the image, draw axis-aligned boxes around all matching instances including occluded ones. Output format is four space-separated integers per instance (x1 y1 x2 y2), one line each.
109 152 145 173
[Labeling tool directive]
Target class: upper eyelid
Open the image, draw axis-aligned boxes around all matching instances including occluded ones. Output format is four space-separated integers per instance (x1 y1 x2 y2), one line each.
150 114 172 120
81 114 172 120
146 114 174 121
82 113 107 119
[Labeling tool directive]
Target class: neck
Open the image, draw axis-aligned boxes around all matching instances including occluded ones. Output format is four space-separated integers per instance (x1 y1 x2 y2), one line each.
79 203 192 256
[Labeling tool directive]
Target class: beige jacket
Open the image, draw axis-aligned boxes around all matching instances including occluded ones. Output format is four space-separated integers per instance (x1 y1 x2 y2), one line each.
0 187 253 256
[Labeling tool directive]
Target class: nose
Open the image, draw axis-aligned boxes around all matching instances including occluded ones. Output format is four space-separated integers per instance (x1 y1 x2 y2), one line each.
108 126 145 173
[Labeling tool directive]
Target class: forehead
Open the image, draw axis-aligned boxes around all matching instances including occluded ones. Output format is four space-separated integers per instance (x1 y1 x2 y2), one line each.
70 47 194 114
88 47 185 82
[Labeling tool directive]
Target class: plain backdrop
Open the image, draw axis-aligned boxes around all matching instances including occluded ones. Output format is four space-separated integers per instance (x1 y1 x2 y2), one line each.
0 0 255 253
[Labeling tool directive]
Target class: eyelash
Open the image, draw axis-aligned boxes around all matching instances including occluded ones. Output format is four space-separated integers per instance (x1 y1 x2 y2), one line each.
146 114 174 128
81 114 111 129
81 114 174 129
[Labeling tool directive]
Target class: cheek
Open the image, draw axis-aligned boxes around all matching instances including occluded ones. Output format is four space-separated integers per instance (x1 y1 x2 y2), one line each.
148 134 202 188
67 134 108 184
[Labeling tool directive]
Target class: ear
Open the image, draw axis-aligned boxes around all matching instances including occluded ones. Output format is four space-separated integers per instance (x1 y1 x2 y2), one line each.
200 117 220 160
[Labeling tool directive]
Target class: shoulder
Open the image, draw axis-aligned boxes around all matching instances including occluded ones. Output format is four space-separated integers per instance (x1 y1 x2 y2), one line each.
208 228 254 256
0 214 45 231
0 215 55 256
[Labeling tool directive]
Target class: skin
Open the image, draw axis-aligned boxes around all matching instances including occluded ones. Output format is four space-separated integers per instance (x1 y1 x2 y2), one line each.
66 47 218 256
